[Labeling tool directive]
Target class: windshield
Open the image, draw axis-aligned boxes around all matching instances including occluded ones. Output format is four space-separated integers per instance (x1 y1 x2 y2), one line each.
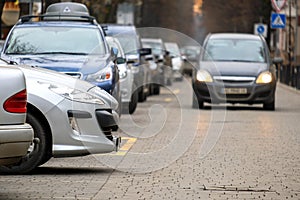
5 26 107 55
114 35 139 55
203 39 266 63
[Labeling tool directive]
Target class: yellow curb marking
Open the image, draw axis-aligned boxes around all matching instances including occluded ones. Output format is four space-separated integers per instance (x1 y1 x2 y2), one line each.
102 137 137 156
164 98 172 102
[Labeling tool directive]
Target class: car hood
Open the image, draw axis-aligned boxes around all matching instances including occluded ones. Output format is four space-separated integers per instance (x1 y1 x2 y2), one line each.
3 54 112 75
17 65 118 108
200 61 268 77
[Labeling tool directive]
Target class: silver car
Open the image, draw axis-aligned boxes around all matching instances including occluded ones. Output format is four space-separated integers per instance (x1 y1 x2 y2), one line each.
0 60 120 174
141 38 171 88
106 36 138 114
0 66 33 167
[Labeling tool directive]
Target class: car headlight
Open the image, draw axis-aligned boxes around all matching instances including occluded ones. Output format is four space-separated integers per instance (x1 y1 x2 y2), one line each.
256 71 272 84
118 65 127 79
38 82 105 105
86 67 112 83
196 69 213 82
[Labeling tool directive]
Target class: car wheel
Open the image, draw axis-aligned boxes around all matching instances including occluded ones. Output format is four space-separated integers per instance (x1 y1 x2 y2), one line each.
153 84 160 95
192 95 204 109
0 112 51 174
129 89 139 114
138 86 147 102
263 100 275 111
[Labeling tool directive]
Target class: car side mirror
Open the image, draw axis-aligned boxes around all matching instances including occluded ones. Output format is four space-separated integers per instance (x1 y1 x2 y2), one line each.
110 47 118 61
116 57 126 65
139 48 152 56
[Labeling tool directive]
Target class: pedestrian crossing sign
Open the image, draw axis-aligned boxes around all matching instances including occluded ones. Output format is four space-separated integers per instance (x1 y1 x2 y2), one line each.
271 13 286 29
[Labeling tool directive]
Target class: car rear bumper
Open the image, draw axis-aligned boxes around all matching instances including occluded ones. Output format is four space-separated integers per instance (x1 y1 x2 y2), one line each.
0 124 33 163
193 81 276 104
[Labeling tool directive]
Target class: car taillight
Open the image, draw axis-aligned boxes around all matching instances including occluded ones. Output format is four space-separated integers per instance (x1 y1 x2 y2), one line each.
4 89 27 113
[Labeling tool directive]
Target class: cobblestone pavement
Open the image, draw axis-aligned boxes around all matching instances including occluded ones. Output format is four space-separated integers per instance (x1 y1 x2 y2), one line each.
0 78 299 200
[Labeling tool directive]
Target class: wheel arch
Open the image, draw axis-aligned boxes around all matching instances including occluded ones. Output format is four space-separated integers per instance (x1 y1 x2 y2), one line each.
27 103 53 158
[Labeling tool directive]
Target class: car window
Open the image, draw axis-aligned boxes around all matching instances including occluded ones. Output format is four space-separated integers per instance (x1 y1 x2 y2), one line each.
5 26 106 55
142 41 163 55
203 39 266 63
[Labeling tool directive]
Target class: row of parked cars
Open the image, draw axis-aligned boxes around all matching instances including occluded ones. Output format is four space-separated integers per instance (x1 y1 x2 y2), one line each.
0 2 187 174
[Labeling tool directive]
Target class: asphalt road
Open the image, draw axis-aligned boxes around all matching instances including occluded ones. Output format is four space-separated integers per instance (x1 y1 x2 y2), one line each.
0 77 299 200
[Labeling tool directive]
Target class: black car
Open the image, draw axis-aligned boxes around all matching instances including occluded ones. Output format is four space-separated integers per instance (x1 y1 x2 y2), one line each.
192 33 279 110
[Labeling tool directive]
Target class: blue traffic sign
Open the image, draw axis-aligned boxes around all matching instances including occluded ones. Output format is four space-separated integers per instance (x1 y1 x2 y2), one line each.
257 25 265 34
271 13 286 29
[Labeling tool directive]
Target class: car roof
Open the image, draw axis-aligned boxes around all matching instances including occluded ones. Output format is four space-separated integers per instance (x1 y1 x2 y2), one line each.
15 21 99 28
208 33 262 40
102 24 137 35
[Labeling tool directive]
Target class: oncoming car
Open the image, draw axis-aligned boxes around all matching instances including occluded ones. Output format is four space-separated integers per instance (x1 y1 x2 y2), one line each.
192 33 278 110
0 60 120 174
0 66 33 167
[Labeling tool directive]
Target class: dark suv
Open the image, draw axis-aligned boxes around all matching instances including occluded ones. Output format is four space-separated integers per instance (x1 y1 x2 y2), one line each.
1 2 122 115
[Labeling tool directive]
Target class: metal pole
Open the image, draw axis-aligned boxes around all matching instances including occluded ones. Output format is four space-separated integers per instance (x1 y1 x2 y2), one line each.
295 0 298 65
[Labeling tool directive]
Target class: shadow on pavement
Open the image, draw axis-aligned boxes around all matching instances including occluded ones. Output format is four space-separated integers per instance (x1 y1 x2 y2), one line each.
28 166 114 175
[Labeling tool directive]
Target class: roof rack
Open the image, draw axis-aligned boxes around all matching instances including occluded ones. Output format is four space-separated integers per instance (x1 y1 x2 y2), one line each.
20 14 96 24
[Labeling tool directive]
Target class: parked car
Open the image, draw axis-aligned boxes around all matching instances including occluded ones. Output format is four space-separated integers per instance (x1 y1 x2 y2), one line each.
0 59 120 174
181 45 201 76
164 42 184 81
103 24 152 102
106 36 138 114
141 38 167 94
192 33 278 110
140 38 171 87
0 66 34 167
1 2 122 116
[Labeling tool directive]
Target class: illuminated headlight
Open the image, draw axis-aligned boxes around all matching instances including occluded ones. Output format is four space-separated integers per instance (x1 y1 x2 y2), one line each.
38 82 105 105
196 69 213 82
256 71 272 84
86 67 112 83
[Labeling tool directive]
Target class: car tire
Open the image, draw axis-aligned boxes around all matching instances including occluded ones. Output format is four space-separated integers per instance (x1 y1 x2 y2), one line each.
153 84 160 95
138 86 147 102
0 112 51 174
263 100 275 111
129 89 139 114
192 95 204 109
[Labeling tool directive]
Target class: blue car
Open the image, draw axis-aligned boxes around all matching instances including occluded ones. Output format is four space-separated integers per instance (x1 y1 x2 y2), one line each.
1 2 121 115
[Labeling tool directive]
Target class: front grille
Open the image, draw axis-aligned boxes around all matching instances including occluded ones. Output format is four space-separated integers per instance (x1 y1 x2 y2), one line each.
214 76 255 84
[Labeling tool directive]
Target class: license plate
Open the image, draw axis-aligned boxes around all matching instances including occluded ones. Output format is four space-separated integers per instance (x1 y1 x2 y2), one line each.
223 88 247 94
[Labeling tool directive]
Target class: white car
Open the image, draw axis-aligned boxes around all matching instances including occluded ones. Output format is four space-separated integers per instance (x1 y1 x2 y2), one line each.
0 66 33 167
106 36 138 114
0 60 120 174
165 42 184 81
